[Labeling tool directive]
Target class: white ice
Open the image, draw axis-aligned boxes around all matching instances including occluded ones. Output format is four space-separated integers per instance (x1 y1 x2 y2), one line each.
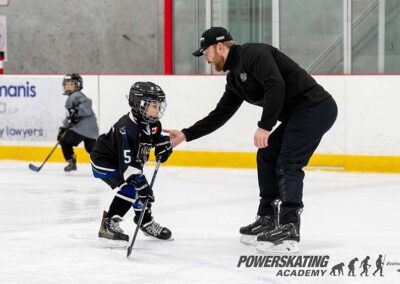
1 161 400 284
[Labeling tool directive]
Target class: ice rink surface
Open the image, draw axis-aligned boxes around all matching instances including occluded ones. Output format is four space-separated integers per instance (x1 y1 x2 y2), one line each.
1 161 400 284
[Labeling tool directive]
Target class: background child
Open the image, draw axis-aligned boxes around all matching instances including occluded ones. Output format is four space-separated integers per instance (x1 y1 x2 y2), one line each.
58 73 99 172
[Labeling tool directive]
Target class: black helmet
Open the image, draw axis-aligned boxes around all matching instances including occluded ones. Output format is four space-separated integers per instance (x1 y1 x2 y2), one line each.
62 73 83 95
128 81 167 123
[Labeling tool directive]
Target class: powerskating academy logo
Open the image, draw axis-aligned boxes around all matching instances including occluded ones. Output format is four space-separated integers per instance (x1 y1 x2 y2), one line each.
237 254 398 278
237 255 329 276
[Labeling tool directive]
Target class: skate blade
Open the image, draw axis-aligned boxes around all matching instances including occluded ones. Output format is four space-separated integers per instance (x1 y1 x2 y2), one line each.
97 237 129 249
240 234 258 246
256 240 299 254
142 233 174 241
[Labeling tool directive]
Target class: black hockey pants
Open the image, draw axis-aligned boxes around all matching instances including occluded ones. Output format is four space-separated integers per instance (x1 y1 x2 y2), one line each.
60 129 96 161
256 96 337 224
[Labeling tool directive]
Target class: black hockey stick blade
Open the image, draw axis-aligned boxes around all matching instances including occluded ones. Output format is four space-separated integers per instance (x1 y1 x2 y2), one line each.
127 199 149 258
127 246 132 257
29 163 42 172
28 135 65 173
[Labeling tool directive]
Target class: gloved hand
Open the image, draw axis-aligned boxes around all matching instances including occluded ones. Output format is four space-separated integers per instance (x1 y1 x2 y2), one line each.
57 127 67 141
155 136 173 163
67 108 79 125
130 175 154 203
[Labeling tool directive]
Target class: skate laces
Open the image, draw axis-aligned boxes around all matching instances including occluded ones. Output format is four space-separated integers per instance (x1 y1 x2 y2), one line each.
248 216 263 227
252 215 272 226
110 216 124 233
146 221 163 236
266 223 290 236
248 218 259 227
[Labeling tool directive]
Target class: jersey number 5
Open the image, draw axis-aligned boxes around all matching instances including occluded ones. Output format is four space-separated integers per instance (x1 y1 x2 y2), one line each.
123 150 131 164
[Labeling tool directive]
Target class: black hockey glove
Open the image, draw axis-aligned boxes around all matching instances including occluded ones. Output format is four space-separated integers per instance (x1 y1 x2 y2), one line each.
57 127 67 141
67 108 80 125
130 175 154 203
155 136 173 163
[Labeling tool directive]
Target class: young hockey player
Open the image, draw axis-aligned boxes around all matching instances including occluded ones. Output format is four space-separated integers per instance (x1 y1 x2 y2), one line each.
58 74 99 172
90 81 173 244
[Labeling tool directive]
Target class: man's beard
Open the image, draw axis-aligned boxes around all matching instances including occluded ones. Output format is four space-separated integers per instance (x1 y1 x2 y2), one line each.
209 54 225 72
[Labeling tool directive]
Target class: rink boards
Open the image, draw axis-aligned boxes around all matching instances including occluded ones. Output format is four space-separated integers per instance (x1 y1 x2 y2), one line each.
0 75 400 172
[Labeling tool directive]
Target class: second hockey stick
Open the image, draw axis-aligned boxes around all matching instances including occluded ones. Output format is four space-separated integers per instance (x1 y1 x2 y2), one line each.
127 158 161 258
28 128 69 172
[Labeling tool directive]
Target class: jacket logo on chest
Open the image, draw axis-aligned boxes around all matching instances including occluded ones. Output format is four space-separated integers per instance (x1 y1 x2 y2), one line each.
137 142 152 163
240 72 247 82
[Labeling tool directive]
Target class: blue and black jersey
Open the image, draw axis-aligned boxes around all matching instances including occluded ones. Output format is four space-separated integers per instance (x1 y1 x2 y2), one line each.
90 111 164 188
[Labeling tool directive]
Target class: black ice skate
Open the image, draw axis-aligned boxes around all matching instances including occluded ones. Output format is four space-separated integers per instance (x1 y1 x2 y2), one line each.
98 211 129 246
64 154 77 172
134 215 172 241
256 222 300 253
239 216 275 245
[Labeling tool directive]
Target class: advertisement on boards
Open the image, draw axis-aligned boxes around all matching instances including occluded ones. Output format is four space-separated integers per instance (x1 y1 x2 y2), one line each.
0 76 65 141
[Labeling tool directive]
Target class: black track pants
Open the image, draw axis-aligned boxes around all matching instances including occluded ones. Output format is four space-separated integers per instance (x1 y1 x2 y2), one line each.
256 96 338 224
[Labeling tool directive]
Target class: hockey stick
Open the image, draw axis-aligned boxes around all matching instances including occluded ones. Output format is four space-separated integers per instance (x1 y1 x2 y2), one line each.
28 128 69 172
127 158 161 258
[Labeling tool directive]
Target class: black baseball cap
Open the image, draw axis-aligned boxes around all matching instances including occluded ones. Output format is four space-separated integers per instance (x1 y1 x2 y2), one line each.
192 27 233 57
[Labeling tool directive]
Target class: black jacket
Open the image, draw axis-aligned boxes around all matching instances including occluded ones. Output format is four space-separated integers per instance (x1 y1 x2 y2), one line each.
182 43 331 141
91 112 164 182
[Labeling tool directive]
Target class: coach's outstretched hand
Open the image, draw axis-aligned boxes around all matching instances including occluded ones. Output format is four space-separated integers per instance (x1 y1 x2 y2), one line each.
163 129 186 147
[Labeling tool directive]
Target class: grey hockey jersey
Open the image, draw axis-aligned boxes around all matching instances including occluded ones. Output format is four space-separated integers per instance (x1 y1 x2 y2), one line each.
63 90 99 139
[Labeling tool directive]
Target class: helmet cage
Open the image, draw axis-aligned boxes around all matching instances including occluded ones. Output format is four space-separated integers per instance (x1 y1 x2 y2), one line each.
63 74 83 95
138 98 167 123
128 82 166 123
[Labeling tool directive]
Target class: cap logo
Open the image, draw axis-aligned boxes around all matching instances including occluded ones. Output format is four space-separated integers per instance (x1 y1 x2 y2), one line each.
200 37 205 42
240 73 247 82
216 36 225 41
